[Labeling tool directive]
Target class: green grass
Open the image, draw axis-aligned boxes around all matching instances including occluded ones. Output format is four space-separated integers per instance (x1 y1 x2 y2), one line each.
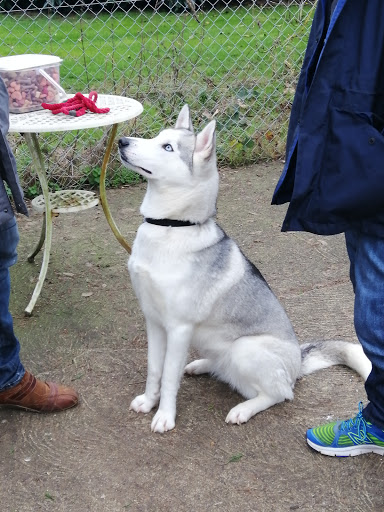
1 4 314 192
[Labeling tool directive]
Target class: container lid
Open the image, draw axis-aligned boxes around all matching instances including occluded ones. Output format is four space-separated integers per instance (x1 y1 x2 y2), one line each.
0 54 62 72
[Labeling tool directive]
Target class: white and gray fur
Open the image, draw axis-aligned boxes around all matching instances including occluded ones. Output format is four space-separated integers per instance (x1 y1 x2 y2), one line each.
118 105 371 433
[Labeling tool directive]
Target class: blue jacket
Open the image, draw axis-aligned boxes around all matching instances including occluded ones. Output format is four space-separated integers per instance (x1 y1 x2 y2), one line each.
272 0 384 236
0 77 28 226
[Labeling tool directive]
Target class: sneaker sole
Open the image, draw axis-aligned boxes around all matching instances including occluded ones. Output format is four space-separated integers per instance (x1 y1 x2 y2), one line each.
307 438 384 457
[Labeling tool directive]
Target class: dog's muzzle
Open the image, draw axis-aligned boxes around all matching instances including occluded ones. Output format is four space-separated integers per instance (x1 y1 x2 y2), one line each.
118 138 152 175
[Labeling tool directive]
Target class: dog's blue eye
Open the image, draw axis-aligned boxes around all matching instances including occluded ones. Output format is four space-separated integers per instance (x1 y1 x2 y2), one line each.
164 144 173 152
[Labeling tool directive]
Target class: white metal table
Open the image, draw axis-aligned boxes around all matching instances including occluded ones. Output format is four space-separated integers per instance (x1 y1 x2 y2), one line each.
9 94 143 315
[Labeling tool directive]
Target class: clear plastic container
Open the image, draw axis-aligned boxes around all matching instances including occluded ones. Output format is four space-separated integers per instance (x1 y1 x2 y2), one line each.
0 54 66 114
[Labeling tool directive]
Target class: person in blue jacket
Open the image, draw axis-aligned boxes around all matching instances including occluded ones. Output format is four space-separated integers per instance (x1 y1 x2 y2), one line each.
0 76 79 412
272 0 384 456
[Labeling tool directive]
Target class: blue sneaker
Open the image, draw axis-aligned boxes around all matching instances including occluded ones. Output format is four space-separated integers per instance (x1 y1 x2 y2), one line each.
307 402 384 457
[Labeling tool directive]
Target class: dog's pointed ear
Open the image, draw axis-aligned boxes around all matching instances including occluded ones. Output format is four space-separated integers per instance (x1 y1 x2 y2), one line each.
195 120 216 159
175 104 194 132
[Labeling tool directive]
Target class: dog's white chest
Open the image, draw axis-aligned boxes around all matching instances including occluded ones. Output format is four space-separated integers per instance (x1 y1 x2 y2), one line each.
128 226 196 321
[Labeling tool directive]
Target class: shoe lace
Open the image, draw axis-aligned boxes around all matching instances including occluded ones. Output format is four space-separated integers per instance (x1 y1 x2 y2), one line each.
339 402 369 440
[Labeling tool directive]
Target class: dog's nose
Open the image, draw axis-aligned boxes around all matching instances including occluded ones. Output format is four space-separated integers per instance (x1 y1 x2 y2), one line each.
118 137 130 148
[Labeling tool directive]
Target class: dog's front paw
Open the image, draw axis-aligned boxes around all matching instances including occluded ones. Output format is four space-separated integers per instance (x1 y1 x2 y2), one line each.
225 404 254 425
151 410 176 433
130 394 157 414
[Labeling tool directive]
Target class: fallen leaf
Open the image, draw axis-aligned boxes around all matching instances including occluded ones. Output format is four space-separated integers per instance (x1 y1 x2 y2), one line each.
227 453 243 463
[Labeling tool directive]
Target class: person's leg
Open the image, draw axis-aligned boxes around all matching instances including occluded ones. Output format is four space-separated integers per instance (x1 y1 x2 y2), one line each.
0 217 79 412
351 230 384 429
0 217 25 391
306 229 384 456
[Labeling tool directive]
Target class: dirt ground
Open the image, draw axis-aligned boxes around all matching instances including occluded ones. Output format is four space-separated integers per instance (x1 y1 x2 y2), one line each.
1 162 383 512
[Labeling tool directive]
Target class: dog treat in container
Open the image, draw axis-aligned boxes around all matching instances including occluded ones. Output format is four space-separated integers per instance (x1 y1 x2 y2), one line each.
0 54 66 114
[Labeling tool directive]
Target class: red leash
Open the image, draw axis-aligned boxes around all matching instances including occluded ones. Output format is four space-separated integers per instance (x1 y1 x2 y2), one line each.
41 91 110 116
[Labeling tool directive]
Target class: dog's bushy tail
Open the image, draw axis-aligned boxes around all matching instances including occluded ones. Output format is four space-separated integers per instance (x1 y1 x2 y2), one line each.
299 340 371 381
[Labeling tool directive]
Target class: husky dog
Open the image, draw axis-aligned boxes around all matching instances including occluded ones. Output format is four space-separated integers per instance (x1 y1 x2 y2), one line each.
118 105 371 434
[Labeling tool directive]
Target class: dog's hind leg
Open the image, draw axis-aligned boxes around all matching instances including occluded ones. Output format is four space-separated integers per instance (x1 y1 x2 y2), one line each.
185 359 212 375
225 393 285 425
224 367 294 424
223 335 298 425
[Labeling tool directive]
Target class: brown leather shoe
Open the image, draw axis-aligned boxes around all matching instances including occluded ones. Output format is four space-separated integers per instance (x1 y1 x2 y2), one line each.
0 371 79 412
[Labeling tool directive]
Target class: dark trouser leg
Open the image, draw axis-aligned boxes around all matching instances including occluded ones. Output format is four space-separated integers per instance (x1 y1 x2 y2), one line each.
345 229 384 429
0 217 25 391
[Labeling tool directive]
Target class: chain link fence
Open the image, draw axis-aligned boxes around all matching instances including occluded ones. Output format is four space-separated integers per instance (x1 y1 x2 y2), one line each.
1 0 315 196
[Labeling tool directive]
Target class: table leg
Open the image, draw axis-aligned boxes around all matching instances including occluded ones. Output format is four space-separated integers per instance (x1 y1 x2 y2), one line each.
27 213 46 263
99 123 132 254
23 132 53 316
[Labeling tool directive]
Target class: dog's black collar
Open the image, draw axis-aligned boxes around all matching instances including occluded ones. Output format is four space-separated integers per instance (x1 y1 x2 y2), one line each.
145 217 197 227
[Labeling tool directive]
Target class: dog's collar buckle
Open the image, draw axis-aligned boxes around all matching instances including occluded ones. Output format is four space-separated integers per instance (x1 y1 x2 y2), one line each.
145 217 197 227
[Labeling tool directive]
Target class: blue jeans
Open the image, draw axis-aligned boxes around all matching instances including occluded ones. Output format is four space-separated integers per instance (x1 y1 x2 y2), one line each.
346 229 384 429
0 217 25 391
